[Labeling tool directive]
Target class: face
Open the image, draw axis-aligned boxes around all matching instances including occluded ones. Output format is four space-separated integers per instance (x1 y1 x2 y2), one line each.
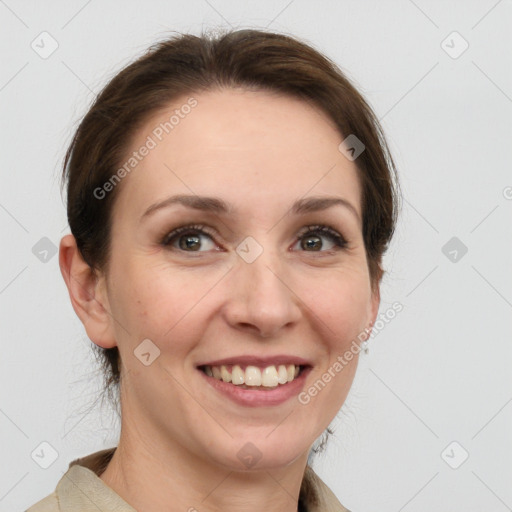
93 88 379 470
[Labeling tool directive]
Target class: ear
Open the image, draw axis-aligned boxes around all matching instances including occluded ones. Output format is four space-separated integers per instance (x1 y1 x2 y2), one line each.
369 283 381 331
59 234 117 349
367 264 382 336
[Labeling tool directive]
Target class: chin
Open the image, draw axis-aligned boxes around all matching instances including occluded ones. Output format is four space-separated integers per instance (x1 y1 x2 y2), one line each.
202 430 314 472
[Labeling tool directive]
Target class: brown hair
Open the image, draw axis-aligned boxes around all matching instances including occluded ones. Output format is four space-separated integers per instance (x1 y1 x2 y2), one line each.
61 28 401 415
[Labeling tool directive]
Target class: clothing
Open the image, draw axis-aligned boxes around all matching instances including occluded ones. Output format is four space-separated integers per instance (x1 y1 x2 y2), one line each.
26 447 350 512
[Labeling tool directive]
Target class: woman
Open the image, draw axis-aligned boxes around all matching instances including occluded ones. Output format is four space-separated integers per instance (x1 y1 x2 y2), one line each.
27 28 400 512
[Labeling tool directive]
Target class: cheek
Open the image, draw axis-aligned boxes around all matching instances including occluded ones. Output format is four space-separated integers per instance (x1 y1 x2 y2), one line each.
295 269 370 334
112 262 223 343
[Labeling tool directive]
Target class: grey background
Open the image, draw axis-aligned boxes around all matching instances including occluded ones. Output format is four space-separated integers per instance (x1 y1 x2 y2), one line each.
1 0 511 510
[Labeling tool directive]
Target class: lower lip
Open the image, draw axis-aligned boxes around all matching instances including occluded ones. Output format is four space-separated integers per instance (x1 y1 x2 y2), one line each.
198 367 311 407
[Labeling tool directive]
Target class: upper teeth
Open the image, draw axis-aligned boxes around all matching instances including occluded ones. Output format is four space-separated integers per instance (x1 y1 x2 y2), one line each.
204 364 301 388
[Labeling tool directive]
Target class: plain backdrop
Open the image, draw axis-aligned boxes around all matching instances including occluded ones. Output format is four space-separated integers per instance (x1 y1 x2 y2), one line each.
1 1 511 511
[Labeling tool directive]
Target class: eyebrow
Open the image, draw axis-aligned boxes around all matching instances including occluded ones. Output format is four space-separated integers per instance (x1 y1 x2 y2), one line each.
140 194 360 222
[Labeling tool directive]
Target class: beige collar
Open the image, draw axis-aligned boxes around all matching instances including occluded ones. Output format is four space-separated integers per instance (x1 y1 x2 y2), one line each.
50 447 350 512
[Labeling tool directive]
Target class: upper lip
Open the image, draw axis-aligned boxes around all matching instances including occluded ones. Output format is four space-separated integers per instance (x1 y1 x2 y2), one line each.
196 355 312 367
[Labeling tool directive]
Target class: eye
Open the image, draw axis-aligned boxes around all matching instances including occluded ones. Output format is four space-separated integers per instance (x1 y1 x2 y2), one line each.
160 223 348 254
161 224 218 252
293 224 348 252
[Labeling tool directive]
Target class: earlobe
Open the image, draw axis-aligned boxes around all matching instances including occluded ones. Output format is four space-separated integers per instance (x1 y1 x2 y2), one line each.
59 234 117 349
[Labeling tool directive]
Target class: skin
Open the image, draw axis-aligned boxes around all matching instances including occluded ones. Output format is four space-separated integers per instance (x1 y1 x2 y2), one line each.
59 88 380 512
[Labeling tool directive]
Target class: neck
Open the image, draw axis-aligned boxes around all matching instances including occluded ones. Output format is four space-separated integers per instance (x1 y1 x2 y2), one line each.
100 422 309 512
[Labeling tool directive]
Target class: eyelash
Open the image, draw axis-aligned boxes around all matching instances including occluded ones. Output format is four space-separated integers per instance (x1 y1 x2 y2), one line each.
160 223 348 253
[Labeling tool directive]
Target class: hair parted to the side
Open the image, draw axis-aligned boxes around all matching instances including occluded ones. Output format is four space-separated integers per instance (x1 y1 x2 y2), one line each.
61 28 401 440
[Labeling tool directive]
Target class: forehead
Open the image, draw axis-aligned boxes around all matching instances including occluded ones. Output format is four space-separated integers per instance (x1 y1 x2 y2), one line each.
114 88 362 223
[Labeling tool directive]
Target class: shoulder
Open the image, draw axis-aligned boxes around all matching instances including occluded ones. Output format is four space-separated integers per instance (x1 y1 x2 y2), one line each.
25 491 59 512
303 465 352 512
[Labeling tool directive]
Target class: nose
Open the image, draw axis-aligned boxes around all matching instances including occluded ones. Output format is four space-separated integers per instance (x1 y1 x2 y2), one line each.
222 247 302 339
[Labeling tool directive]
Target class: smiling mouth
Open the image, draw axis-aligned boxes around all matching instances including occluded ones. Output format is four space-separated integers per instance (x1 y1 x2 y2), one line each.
198 363 307 390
